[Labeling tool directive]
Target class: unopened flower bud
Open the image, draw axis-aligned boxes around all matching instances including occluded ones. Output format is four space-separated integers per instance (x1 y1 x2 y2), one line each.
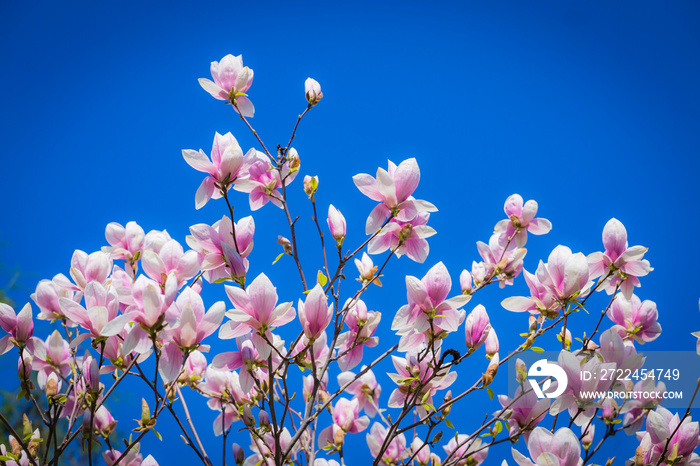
45 374 59 397
141 398 151 425
232 443 245 465
482 353 499 386
460 269 473 295
430 453 442 466
287 148 300 172
581 424 594 450
464 305 491 352
305 78 323 106
333 427 345 447
398 224 413 243
242 406 255 427
485 328 499 356
528 315 537 333
259 410 270 428
10 436 21 456
277 236 293 255
440 391 452 417
304 175 319 197
515 358 528 385
327 205 347 246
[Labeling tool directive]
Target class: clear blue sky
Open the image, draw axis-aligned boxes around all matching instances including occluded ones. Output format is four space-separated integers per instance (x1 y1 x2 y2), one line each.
1 1 700 464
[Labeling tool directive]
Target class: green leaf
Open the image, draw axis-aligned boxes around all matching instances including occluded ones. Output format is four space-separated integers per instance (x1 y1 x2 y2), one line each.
487 387 494 400
0 456 15 462
531 346 545 353
494 421 503 435
153 428 163 441
317 270 327 287
272 253 285 265
445 419 454 429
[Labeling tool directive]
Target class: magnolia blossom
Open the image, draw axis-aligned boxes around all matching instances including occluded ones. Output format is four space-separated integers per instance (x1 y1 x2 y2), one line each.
58 250 112 291
392 262 469 351
355 252 382 286
305 78 323 106
198 54 255 117
443 434 489 465
103 221 145 261
187 215 255 283
387 348 456 411
59 283 131 347
103 445 158 466
233 157 287 210
219 273 295 359
535 245 591 304
33 330 71 388
368 212 437 263
183 132 252 209
353 158 437 232
494 194 552 247
464 304 491 352
497 385 550 441
511 427 582 466
298 284 333 341
367 423 406 466
336 299 380 370
331 397 369 434
31 274 81 324
501 269 562 317
475 233 527 287
608 294 661 344
337 367 382 417
635 406 700 465
587 218 652 298
167 288 225 350
0 303 44 357
141 238 201 290
213 333 285 394
327 204 347 245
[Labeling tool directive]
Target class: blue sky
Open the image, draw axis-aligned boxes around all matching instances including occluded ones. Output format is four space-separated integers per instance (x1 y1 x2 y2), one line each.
1 1 700 464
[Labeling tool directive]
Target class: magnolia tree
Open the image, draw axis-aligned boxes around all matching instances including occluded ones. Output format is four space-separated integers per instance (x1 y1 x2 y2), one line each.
1 53 699 466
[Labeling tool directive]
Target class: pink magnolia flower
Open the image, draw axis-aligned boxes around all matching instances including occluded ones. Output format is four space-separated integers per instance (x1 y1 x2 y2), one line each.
212 333 285 394
535 245 591 304
501 269 562 318
497 385 550 441
103 444 158 466
443 434 488 466
58 250 112 291
494 194 552 248
336 299 380 371
58 283 131 347
181 349 207 384
355 252 382 286
183 132 251 209
141 238 201 290
33 330 71 388
219 273 295 359
464 304 491 352
475 233 527 287
511 427 582 466
387 348 456 410
332 397 370 433
587 218 653 299
367 423 406 466
168 288 225 350
353 158 436 232
392 262 469 352
337 367 382 417
368 211 436 264
233 157 287 210
0 303 44 357
327 204 347 246
621 378 666 435
608 294 661 344
32 274 81 324
485 327 499 356
298 284 333 341
198 54 255 117
411 438 432 466
636 406 700 465
121 276 170 332
187 215 255 284
305 78 323 106
103 221 145 261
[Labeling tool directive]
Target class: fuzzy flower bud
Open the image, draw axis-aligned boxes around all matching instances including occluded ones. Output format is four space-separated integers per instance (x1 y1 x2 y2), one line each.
304 175 319 197
232 443 245 465
327 205 347 246
305 78 323 106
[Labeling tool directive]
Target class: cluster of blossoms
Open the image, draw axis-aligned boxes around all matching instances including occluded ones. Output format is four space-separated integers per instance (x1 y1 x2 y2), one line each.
0 52 696 466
